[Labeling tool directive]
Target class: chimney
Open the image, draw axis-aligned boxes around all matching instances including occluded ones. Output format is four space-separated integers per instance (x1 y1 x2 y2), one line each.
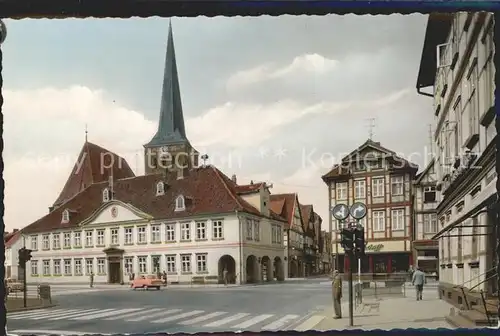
177 167 184 180
250 180 254 185
108 175 114 199
231 174 237 184
13 229 18 233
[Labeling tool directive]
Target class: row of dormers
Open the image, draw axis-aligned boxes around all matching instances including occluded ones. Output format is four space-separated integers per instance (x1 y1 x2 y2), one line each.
60 195 186 224
101 181 169 204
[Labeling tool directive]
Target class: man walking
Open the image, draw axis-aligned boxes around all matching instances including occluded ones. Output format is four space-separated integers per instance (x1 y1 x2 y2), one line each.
412 267 426 301
331 270 343 319
89 272 94 288
223 268 228 286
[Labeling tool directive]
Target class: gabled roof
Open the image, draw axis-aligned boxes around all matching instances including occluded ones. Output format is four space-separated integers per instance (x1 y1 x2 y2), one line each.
23 165 284 235
53 141 135 208
269 193 300 228
300 204 313 228
4 230 21 249
235 182 266 195
414 158 436 185
322 139 418 182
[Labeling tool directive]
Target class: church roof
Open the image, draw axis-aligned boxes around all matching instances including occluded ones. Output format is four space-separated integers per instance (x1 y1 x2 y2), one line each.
52 141 135 208
145 21 188 148
23 165 284 235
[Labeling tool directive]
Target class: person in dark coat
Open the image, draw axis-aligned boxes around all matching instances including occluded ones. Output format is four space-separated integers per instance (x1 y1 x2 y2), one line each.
331 270 343 319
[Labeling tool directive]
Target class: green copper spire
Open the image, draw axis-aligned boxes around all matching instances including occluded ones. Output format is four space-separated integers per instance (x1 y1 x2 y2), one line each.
146 21 187 147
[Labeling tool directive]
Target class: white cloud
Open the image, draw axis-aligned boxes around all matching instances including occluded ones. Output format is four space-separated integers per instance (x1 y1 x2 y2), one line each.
226 53 338 90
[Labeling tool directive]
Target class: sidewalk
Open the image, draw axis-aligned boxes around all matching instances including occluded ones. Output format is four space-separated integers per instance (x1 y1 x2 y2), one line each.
312 296 454 330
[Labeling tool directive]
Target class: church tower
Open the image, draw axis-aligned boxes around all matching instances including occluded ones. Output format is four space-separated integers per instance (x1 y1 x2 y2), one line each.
144 21 199 176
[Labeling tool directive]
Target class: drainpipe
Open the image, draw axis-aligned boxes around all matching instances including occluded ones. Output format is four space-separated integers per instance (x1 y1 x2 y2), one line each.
236 210 243 285
495 115 500 325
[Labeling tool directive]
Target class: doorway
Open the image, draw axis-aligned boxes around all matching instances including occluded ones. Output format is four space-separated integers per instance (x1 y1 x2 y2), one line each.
109 262 121 283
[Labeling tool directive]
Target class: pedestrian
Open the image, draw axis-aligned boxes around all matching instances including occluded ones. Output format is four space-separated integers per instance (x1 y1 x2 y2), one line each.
412 267 426 301
89 272 94 288
223 268 228 286
163 271 167 287
331 270 342 319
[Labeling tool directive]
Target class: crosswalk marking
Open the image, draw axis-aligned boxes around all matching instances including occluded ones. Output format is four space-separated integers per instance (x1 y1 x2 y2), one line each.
71 308 141 320
8 308 54 318
49 309 100 321
178 312 226 325
104 307 158 321
125 309 181 322
262 314 300 330
30 309 81 320
204 313 250 327
293 315 325 331
9 309 66 320
232 314 274 329
152 310 204 323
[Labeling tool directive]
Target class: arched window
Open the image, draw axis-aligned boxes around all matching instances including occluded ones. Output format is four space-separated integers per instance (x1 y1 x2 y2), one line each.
61 209 70 223
156 182 165 196
103 188 110 202
175 195 185 211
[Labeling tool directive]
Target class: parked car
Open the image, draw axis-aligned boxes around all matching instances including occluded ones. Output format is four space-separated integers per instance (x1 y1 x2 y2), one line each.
130 275 163 290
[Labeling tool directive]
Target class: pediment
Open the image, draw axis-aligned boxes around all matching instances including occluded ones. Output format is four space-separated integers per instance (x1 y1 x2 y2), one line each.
80 200 153 226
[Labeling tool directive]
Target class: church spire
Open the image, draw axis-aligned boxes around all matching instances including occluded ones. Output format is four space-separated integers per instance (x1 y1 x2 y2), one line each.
145 21 188 147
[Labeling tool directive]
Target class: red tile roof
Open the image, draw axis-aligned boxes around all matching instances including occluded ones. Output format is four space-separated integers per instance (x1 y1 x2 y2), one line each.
300 204 313 231
53 142 135 208
269 193 297 228
234 182 265 194
22 165 285 235
5 230 21 248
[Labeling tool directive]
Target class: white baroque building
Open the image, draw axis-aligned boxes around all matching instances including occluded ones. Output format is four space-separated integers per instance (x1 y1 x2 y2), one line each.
416 12 495 300
20 23 287 285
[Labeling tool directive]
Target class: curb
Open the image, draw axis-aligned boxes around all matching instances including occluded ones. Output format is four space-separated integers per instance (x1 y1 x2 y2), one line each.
8 303 57 313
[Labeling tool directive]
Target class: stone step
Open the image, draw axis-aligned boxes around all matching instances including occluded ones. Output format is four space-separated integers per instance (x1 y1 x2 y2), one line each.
445 314 478 328
458 309 498 327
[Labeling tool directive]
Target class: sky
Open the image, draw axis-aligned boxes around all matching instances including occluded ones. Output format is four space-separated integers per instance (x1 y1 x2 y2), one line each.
2 15 434 232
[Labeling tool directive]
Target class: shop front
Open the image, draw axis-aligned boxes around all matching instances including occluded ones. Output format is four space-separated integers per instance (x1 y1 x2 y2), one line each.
335 240 412 274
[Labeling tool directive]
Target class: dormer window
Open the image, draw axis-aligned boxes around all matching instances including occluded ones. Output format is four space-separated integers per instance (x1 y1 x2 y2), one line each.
156 182 165 196
175 195 185 211
61 209 70 224
103 188 110 202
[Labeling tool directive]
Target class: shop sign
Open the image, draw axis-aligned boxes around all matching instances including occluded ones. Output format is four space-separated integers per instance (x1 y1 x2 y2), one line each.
365 244 384 252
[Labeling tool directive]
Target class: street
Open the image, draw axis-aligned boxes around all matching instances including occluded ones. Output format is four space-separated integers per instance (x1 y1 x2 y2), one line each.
7 279 336 334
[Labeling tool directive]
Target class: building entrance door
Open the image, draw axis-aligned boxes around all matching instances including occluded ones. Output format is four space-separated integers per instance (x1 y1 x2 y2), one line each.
109 262 121 283
103 247 125 284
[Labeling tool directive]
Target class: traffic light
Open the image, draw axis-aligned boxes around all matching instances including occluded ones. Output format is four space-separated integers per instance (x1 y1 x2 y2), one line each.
354 228 365 257
340 228 355 252
18 247 33 266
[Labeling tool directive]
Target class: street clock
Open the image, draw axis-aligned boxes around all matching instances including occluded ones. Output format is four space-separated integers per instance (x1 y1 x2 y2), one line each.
332 203 349 221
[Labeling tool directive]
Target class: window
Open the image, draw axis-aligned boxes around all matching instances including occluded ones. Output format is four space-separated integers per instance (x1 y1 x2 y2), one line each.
156 182 165 195
181 254 191 273
151 225 161 243
63 232 71 248
53 260 61 276
43 260 50 276
52 233 61 249
181 223 191 241
111 228 119 245
272 225 282 244
424 214 438 233
391 176 404 196
137 226 147 243
64 259 72 276
391 209 405 231
424 186 437 203
85 258 94 275
97 258 106 275
277 226 282 243
62 209 69 223
74 259 83 275
151 256 161 273
124 257 133 274
165 255 176 274
354 180 366 199
336 182 347 200
246 219 253 240
175 195 185 211
196 221 207 240
30 260 39 276
42 234 50 250
196 254 207 273
30 236 38 251
467 64 479 137
373 211 385 232
372 178 384 197
102 188 110 202
212 220 224 239
85 231 93 247
124 227 133 244
96 230 105 246
166 224 176 242
137 256 147 274
254 221 260 241
74 232 81 248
